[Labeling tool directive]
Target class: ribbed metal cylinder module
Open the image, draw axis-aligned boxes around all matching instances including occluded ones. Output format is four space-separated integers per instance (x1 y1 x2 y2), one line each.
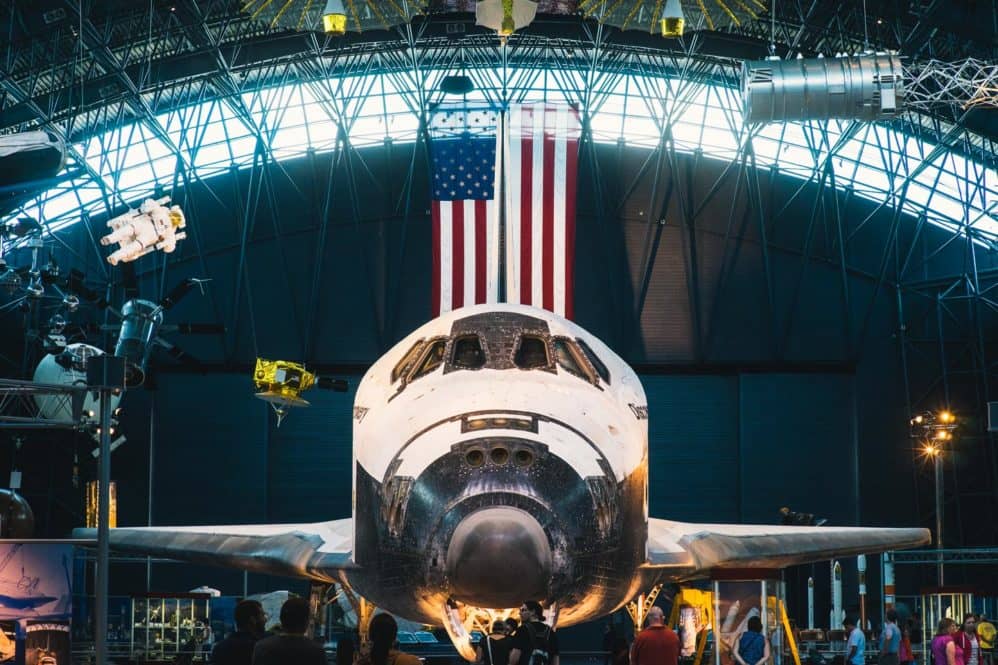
742 53 904 123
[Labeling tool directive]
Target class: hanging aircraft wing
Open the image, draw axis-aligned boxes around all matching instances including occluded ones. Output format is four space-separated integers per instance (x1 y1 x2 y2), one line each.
72 519 353 582
644 518 930 574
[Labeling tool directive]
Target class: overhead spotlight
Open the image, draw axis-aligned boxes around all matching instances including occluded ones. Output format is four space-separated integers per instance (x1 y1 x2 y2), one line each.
660 0 684 37
440 75 475 96
322 0 347 35
924 445 937 456
475 0 538 39
939 410 954 423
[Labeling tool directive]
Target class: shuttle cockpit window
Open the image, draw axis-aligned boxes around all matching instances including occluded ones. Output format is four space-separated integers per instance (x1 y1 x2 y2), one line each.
553 337 596 383
452 335 486 370
392 339 426 383
576 338 610 384
514 335 549 369
411 338 447 380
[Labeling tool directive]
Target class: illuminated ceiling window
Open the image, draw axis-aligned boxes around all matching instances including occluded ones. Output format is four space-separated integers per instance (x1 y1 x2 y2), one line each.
5 68 995 243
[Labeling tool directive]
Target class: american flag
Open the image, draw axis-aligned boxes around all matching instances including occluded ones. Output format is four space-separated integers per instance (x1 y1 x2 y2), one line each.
429 106 501 316
504 103 582 319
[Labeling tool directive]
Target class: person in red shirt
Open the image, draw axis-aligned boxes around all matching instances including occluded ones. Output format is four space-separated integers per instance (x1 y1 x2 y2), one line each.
631 607 680 665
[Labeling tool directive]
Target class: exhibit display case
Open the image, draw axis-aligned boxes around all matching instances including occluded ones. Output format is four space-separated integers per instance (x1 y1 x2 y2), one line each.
130 592 211 662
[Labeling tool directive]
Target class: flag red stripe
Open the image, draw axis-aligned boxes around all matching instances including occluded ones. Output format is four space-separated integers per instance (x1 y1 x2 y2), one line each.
475 200 487 303
542 119 556 312
519 108 533 305
431 201 441 317
451 203 464 311
565 111 579 320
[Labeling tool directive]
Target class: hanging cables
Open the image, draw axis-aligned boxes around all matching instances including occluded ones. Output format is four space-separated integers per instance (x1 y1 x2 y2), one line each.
862 0 870 52
769 0 775 56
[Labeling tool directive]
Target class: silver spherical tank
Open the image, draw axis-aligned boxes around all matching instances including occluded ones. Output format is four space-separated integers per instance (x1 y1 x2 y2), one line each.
742 53 904 123
446 507 552 608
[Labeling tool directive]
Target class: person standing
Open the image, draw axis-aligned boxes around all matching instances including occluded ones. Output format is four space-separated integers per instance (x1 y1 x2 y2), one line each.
899 624 915 665
630 607 679 665
978 616 995 665
880 610 902 665
932 618 961 665
733 617 769 665
956 615 981 665
478 620 511 665
252 597 325 665
211 600 266 665
509 602 559 665
356 613 420 665
844 617 867 665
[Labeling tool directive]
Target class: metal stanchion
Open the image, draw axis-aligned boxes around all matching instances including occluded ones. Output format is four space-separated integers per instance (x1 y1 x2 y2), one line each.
87 356 126 665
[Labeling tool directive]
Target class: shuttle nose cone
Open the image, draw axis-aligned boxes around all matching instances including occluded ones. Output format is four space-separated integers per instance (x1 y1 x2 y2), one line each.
446 507 552 607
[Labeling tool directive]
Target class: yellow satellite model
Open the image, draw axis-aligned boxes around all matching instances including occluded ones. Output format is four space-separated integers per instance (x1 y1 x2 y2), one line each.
253 358 348 425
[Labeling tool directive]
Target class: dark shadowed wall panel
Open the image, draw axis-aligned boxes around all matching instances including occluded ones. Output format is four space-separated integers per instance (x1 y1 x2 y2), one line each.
267 377 358 522
645 375 740 522
739 373 857 525
152 374 267 525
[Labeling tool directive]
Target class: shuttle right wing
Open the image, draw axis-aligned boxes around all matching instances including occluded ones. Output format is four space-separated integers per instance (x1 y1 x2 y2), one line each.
645 518 930 574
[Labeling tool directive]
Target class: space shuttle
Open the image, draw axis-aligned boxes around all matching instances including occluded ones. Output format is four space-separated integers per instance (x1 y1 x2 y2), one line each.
77 304 929 658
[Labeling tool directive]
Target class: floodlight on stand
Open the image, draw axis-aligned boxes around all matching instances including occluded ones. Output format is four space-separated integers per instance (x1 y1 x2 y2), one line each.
660 0 684 37
322 0 347 35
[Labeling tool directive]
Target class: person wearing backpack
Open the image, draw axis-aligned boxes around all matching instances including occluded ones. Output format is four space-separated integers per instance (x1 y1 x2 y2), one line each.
477 620 511 665
509 601 560 665
733 617 770 665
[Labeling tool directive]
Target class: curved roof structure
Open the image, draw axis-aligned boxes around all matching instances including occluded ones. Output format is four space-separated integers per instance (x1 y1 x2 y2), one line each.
0 3 994 242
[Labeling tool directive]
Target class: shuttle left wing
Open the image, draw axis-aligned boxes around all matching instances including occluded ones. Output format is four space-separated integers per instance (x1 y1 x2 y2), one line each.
645 518 929 574
73 519 353 583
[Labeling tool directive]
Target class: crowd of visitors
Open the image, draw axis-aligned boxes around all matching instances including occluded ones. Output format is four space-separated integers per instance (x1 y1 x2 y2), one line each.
206 593 997 665
929 613 996 665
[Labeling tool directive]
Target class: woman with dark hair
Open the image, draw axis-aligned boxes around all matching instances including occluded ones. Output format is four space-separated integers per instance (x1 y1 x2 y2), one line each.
357 614 421 665
477 620 511 665
956 615 980 665
733 617 770 665
932 618 961 665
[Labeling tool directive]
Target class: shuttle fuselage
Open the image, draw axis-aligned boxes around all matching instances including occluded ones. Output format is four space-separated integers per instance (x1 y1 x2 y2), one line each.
347 305 648 626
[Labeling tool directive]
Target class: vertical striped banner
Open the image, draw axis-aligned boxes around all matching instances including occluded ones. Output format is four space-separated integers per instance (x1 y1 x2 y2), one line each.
429 106 502 317
504 103 581 319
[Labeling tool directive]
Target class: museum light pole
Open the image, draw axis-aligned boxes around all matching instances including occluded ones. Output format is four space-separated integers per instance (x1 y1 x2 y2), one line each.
910 410 957 586
86 355 126 665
